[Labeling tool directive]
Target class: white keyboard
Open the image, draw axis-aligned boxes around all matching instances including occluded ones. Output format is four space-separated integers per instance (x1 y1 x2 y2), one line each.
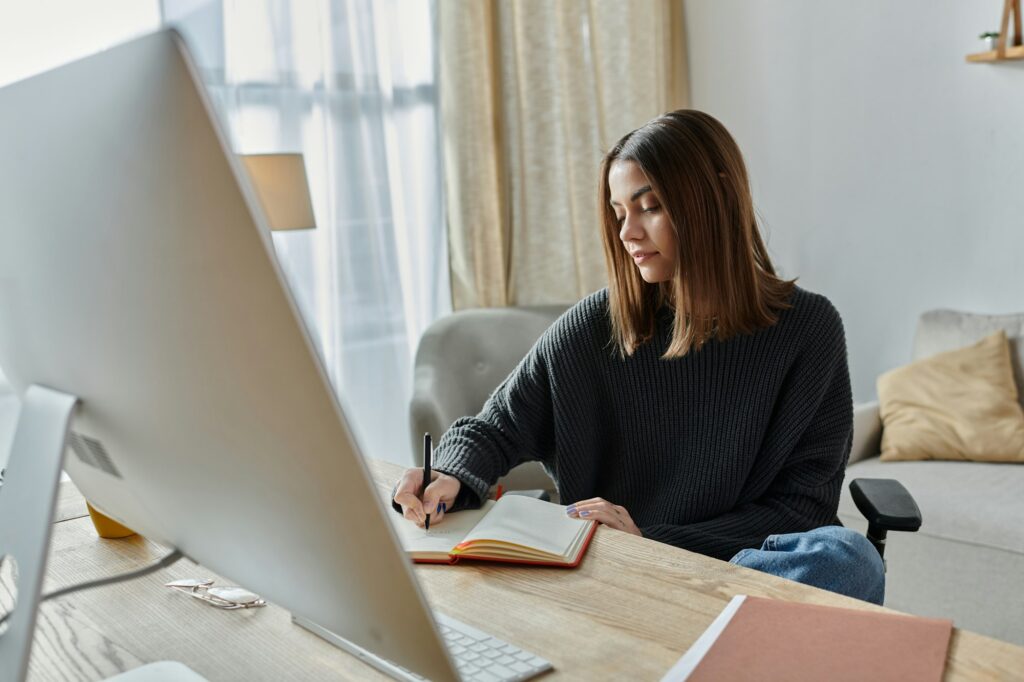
435 612 553 682
292 611 552 682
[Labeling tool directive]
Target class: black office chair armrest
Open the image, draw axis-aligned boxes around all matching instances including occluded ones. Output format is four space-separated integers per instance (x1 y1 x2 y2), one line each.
850 478 922 561
849 478 922 532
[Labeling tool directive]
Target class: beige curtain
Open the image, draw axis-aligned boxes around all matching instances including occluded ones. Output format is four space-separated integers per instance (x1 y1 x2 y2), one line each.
440 0 688 309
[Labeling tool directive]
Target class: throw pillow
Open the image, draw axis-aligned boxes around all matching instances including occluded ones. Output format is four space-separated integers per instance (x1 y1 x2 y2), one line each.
878 330 1024 462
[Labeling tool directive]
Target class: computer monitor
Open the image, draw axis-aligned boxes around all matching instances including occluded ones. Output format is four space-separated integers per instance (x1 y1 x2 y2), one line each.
0 28 458 681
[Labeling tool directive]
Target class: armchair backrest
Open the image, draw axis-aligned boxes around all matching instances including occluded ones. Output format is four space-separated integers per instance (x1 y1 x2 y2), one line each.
913 310 1024 408
409 305 569 468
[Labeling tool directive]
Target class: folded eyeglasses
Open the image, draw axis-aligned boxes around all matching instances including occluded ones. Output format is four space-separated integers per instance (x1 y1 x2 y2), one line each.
164 578 266 610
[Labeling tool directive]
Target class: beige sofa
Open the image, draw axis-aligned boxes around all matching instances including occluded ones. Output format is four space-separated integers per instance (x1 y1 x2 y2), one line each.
839 309 1024 645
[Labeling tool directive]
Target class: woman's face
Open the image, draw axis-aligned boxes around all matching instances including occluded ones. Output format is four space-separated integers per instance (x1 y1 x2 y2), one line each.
608 159 678 284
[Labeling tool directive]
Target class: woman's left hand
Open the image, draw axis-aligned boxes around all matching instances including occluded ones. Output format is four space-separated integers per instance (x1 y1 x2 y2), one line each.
566 497 641 536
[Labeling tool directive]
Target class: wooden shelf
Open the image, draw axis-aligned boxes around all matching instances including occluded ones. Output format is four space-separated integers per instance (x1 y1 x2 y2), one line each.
966 44 1024 62
969 0 1024 62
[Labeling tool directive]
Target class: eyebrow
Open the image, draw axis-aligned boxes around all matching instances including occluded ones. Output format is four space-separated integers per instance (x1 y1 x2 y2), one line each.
609 185 653 207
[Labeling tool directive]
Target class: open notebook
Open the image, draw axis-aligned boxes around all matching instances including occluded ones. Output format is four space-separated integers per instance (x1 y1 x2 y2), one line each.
387 494 597 567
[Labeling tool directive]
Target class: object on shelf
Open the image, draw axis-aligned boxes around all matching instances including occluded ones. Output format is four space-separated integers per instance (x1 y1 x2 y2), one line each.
966 0 1023 62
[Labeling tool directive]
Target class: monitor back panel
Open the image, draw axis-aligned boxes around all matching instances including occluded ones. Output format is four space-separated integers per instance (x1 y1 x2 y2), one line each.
0 29 456 682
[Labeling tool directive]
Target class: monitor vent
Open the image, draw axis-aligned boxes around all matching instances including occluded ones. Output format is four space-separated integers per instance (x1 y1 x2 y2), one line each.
69 432 123 478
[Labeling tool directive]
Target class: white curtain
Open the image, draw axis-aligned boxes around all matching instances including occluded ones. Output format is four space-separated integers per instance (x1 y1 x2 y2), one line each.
164 0 449 464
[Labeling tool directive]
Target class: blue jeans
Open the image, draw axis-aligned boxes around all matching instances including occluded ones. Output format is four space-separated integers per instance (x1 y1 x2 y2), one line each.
729 526 885 605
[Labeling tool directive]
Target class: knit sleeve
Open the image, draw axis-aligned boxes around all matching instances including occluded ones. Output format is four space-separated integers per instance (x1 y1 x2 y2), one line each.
428 334 558 510
640 303 854 561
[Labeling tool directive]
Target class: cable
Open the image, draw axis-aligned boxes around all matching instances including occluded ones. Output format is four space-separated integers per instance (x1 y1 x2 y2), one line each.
0 549 184 627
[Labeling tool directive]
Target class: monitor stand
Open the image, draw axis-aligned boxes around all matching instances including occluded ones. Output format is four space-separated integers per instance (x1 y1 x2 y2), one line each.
0 386 207 682
0 385 78 681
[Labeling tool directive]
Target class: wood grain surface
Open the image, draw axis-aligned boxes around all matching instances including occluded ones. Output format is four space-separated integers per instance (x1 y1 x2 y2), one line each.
7 461 1022 681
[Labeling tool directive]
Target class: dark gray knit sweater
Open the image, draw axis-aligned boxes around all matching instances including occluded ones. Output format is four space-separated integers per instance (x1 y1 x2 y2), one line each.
432 286 853 562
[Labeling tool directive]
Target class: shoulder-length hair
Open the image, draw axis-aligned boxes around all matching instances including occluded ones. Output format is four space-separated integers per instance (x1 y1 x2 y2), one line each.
599 109 795 358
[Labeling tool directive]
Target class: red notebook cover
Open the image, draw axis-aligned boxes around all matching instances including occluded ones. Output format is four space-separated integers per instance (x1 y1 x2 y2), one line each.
411 520 598 568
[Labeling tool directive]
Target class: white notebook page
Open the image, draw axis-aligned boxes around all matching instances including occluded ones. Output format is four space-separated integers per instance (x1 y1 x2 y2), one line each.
387 498 495 556
459 495 590 557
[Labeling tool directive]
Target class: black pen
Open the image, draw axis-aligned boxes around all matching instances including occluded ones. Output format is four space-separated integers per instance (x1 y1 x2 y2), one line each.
422 432 432 532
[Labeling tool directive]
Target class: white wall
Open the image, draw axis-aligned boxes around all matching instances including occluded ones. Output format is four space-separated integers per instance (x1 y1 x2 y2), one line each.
0 1 161 88
685 0 1024 402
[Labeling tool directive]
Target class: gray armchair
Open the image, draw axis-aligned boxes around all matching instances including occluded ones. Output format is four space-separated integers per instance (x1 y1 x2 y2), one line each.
409 305 568 497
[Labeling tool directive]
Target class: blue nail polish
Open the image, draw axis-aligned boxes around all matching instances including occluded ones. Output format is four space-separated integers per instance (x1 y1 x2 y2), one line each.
442 502 447 512
436 502 442 514
566 505 577 513
580 510 590 517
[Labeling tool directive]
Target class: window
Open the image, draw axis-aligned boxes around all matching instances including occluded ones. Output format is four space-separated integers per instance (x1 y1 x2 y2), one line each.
166 1 449 464
0 2 448 466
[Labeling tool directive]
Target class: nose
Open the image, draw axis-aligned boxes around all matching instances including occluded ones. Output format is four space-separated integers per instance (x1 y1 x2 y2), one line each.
619 212 644 241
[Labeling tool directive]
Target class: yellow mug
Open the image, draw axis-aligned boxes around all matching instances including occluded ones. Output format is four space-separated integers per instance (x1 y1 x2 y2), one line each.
86 502 137 539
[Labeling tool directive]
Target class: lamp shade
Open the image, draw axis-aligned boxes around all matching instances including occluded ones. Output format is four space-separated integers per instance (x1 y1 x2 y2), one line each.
240 153 316 231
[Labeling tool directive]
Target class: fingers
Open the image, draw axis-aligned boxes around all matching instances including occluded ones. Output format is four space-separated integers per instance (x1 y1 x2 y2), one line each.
393 468 461 527
427 501 449 525
404 499 450 528
566 497 617 519
394 468 426 523
570 506 624 530
401 502 424 526
420 476 458 527
566 498 631 532
582 509 623 529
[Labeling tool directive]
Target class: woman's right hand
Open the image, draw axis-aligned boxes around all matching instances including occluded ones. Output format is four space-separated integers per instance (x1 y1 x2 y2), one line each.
393 468 462 527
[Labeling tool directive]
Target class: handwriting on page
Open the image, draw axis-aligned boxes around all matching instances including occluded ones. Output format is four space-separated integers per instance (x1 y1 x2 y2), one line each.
412 528 460 537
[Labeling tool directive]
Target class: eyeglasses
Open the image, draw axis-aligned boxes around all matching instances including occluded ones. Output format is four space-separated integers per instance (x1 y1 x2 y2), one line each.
164 578 266 610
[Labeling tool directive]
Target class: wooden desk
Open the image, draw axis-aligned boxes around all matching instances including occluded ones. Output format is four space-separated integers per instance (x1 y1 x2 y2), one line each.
15 460 1024 680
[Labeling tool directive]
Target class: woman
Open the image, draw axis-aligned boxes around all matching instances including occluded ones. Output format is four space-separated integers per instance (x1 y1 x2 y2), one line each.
393 110 883 604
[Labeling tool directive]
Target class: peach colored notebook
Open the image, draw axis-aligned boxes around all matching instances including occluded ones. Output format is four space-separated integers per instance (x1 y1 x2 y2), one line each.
663 595 952 682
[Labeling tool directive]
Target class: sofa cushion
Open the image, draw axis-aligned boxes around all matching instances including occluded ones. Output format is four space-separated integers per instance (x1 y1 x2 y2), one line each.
914 309 1024 409
877 330 1024 462
840 458 1024 555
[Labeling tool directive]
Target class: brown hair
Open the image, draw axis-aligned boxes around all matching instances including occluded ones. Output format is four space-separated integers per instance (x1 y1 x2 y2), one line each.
599 109 795 358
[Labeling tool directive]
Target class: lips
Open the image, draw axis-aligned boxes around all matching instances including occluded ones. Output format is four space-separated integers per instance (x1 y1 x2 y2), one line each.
631 251 657 263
